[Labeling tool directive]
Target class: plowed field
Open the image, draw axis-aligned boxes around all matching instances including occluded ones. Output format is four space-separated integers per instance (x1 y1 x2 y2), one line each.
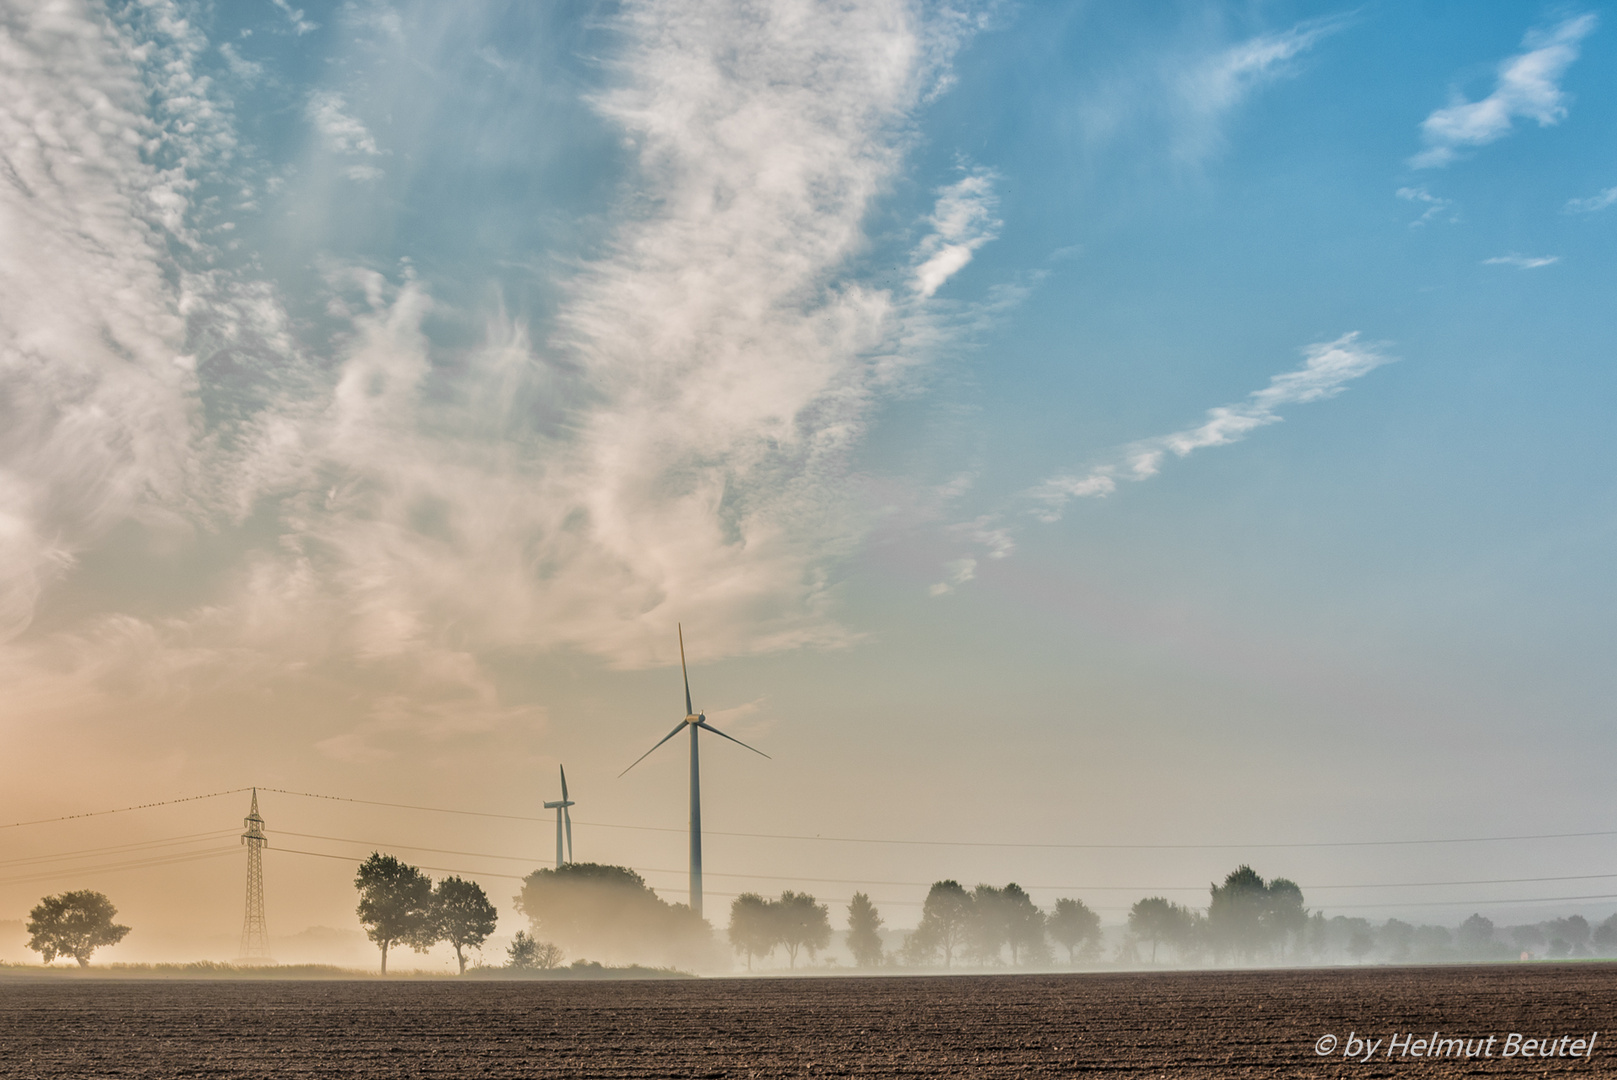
1 965 1612 1078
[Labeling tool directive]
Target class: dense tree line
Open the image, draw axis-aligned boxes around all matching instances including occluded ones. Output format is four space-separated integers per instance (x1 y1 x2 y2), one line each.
353 853 1617 973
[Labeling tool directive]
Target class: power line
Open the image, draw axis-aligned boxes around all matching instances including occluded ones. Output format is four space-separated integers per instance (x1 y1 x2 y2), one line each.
0 790 249 830
260 788 1617 852
9 785 1617 852
267 838 1617 917
272 829 1617 896
0 830 238 870
0 847 239 889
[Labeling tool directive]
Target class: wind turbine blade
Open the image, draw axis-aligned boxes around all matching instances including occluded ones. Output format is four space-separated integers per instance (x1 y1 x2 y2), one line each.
619 720 689 777
696 720 771 759
679 623 693 716
560 764 568 802
564 806 573 862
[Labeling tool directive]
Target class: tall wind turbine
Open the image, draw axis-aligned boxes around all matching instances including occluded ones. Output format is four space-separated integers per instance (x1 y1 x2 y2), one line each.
621 624 768 920
542 765 574 869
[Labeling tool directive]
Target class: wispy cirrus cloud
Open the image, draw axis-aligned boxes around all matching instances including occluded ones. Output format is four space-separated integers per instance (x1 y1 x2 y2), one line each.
1411 14 1597 169
1483 253 1559 269
1566 186 1617 213
926 333 1392 596
305 90 386 181
0 0 1004 733
1031 333 1392 522
1396 185 1458 226
1074 13 1349 165
1172 15 1349 160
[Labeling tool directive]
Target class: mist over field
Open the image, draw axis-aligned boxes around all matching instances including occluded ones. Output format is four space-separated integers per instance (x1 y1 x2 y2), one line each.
3 0 1616 987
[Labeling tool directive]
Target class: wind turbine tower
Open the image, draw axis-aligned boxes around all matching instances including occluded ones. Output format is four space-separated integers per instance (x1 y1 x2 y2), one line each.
621 625 768 920
543 765 574 869
238 788 271 962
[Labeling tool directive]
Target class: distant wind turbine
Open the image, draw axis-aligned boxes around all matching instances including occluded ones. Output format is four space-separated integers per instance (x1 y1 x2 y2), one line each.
621 624 768 920
542 765 574 869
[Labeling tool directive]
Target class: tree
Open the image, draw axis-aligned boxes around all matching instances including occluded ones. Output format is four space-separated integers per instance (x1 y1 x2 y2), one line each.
846 892 884 968
1546 915 1591 958
1458 913 1498 958
1591 914 1617 954
1001 884 1048 966
966 885 1009 964
1047 898 1101 964
25 891 130 967
774 891 831 968
516 862 712 969
1208 865 1271 961
508 931 563 970
1128 897 1191 964
1264 878 1307 959
1207 865 1310 962
904 880 973 967
355 852 438 974
434 876 497 975
728 893 777 970
1379 918 1415 963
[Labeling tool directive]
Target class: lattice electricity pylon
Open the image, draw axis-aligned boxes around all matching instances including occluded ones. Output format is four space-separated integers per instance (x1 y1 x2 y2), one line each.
238 788 272 963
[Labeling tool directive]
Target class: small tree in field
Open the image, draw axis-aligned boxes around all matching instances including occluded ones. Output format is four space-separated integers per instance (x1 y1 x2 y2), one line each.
846 892 884 968
26 891 131 967
774 891 831 968
507 931 563 970
434 876 497 975
355 853 438 974
728 892 777 970
1047 897 1100 964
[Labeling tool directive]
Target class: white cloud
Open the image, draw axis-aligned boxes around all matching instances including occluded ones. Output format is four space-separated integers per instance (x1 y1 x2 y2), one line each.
0 0 1005 742
0 0 203 642
913 169 1000 298
1412 14 1597 169
1170 15 1348 161
1033 333 1393 521
1566 186 1617 213
1483 253 1559 269
929 558 978 597
306 90 382 159
1396 185 1458 226
271 0 319 37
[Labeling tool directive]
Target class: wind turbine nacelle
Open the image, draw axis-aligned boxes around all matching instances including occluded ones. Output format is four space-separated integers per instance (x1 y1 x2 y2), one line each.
687 713 703 724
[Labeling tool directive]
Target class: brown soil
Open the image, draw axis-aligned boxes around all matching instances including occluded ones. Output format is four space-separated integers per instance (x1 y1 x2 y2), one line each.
0 965 1612 1077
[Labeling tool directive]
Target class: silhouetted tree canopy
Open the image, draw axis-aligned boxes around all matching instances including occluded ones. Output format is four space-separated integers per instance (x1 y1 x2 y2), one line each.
846 892 884 968
516 862 712 968
1128 897 1192 964
434 876 497 974
355 853 438 974
1207 865 1309 961
966 884 1009 964
774 891 831 968
904 880 972 967
26 890 130 967
727 892 776 970
1001 884 1048 965
1047 897 1101 964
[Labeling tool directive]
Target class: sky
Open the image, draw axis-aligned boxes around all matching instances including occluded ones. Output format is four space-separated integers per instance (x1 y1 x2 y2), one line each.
2 0 1616 968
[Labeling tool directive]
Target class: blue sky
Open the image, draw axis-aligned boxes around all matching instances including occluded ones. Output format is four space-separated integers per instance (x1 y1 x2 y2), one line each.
2 0 1615 958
